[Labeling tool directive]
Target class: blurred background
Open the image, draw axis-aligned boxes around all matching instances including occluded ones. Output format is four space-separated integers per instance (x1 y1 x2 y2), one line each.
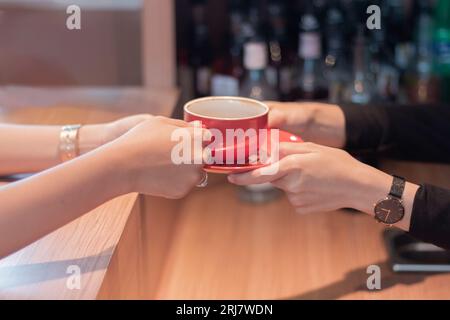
176 0 450 106
0 0 143 86
0 0 448 105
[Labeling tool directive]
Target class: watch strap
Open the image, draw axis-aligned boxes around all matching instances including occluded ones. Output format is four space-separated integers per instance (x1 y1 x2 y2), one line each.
389 175 406 199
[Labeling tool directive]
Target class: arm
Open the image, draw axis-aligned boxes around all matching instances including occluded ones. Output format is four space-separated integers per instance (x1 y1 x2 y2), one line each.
342 103 450 162
0 117 206 259
0 145 126 259
229 144 450 249
268 101 450 163
262 103 450 249
0 115 152 175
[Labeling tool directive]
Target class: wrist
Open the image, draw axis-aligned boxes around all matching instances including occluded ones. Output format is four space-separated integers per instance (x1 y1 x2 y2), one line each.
78 124 107 155
345 163 420 231
96 141 135 196
305 103 346 148
346 163 393 216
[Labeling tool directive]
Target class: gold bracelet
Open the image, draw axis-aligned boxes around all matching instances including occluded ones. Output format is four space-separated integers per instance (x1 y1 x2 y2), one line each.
59 125 82 163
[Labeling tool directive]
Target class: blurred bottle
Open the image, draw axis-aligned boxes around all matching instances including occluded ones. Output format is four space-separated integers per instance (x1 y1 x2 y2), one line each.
189 0 212 98
345 27 374 104
405 0 441 104
290 3 328 101
228 0 247 82
433 0 450 102
324 0 351 104
210 0 244 97
392 0 415 76
369 16 400 103
246 0 266 42
239 42 279 101
266 0 294 101
238 42 280 204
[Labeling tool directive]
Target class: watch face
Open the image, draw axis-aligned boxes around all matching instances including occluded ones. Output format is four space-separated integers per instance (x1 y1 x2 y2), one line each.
374 198 405 225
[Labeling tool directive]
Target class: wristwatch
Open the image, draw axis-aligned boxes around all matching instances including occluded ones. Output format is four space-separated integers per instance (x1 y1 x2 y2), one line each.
374 175 406 226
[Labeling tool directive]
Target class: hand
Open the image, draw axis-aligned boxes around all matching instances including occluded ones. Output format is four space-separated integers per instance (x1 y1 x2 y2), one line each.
267 101 347 149
229 142 394 215
78 114 153 154
107 116 207 199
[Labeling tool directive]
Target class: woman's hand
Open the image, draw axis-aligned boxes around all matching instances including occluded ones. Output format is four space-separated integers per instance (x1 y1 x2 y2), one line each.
0 116 207 258
228 142 419 231
267 102 347 149
107 116 207 199
78 114 153 154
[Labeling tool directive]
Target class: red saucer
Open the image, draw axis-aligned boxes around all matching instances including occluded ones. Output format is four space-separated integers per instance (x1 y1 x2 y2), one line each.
204 130 303 174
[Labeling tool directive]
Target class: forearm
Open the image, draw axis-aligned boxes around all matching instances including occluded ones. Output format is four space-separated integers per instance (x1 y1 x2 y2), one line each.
0 124 61 175
0 144 127 259
0 124 105 175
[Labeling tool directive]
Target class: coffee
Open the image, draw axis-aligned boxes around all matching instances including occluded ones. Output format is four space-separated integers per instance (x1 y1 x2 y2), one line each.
185 98 267 120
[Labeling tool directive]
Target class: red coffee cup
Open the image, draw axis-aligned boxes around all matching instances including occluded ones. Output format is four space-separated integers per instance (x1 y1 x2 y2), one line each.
184 96 269 166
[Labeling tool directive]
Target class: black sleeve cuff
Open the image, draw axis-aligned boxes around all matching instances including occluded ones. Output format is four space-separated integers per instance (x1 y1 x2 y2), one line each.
409 184 450 250
339 104 392 153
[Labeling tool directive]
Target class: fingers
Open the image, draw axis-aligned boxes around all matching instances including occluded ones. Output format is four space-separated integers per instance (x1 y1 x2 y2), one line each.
157 117 192 128
111 114 153 129
279 142 321 158
228 166 283 185
228 155 296 185
131 114 153 121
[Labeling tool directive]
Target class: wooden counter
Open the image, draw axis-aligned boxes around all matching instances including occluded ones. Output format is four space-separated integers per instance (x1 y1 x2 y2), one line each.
1 87 450 300
157 164 450 300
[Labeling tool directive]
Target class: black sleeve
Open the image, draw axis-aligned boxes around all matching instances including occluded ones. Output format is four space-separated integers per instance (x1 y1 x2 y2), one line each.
340 104 450 249
410 184 450 250
340 104 450 163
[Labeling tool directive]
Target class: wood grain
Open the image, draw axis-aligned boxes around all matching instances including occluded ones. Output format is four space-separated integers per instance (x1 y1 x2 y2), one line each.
155 161 450 300
97 196 144 300
0 193 138 300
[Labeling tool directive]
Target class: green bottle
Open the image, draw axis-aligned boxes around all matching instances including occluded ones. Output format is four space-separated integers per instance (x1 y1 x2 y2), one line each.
433 0 450 102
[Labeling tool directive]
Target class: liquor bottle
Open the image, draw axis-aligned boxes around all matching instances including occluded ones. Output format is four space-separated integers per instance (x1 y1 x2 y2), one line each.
369 16 400 103
345 27 374 104
266 0 294 101
189 0 212 98
228 0 247 81
290 4 328 101
248 1 264 39
238 42 280 204
390 0 415 74
239 42 279 101
405 0 441 104
210 0 244 97
433 0 450 102
323 0 350 104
